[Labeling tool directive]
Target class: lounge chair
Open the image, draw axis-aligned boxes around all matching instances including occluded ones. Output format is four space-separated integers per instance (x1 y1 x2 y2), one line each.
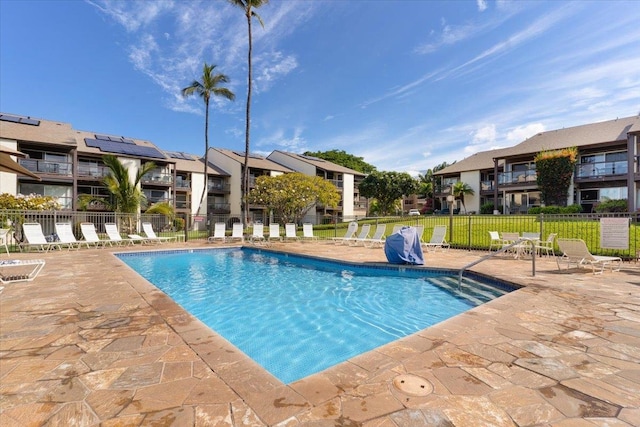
227 223 244 243
208 222 227 243
142 222 175 243
55 223 85 250
268 223 282 242
391 224 404 235
488 231 506 252
249 223 268 245
332 221 358 245
535 233 557 257
0 228 9 255
422 225 449 252
0 259 46 284
301 223 318 242
105 223 136 246
556 238 622 274
284 223 298 241
347 223 371 246
80 223 109 248
361 223 387 248
414 225 424 243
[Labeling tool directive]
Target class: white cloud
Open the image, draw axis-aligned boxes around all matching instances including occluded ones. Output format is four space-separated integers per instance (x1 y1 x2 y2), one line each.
506 123 545 143
254 52 298 93
477 0 487 12
471 124 496 145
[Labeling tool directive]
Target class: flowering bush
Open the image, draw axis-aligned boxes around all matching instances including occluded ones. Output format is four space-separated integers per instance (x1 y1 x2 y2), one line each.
0 193 61 210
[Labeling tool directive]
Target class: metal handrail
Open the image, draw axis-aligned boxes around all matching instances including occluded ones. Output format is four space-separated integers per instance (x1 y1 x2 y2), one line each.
458 239 536 286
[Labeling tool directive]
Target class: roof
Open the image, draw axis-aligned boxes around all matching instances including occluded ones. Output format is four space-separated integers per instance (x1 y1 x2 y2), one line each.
74 129 170 161
500 115 639 158
213 148 293 173
435 115 640 175
268 150 366 176
163 150 230 176
0 113 77 147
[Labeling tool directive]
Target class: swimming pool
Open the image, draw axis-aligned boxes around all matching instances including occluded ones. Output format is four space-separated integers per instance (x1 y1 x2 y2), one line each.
118 248 514 384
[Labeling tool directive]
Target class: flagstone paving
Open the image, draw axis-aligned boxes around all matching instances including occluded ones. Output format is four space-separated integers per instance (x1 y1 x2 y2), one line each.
1 240 639 426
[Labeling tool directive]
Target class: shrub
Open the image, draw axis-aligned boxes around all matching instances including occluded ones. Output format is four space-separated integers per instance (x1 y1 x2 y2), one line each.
173 217 185 231
593 199 627 213
528 204 582 214
480 202 495 214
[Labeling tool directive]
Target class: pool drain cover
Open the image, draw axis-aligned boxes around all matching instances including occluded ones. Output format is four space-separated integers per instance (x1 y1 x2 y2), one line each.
393 374 433 396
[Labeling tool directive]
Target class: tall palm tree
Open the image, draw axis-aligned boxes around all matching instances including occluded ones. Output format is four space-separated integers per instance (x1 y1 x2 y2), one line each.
181 63 235 216
103 155 157 232
452 181 475 213
228 0 268 224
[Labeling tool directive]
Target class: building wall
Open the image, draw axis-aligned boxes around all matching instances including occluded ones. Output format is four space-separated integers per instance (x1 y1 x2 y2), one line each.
460 170 481 213
190 171 206 215
342 173 355 218
209 150 242 217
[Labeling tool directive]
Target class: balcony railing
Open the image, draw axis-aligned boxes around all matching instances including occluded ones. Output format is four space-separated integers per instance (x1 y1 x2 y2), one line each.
175 179 191 189
329 179 344 188
175 200 191 209
77 164 111 179
208 182 231 192
141 173 173 185
498 170 537 185
576 161 628 178
18 159 73 176
481 180 495 191
208 203 230 213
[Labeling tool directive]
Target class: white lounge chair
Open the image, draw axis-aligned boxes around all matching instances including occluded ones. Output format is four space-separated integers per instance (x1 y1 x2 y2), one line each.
105 223 136 246
391 224 405 235
347 223 371 246
80 223 109 248
0 259 46 284
301 223 318 242
488 231 506 252
332 222 359 245
55 223 85 250
362 224 387 248
227 223 244 243
249 223 268 245
535 233 557 257
422 225 449 252
268 223 282 242
0 228 9 255
284 223 298 241
142 222 175 243
557 238 622 274
208 222 227 243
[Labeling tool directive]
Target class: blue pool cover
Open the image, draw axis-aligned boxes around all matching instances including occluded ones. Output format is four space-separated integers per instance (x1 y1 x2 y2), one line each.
384 226 424 265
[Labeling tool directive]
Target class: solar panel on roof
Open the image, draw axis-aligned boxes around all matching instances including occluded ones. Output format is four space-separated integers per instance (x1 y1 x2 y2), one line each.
95 134 110 140
121 138 135 144
84 138 166 159
0 114 40 126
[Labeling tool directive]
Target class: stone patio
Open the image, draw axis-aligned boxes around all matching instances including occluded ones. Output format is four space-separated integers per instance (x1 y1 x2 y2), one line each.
0 240 639 426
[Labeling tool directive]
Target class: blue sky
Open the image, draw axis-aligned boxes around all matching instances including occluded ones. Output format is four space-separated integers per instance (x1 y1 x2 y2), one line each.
1 0 639 175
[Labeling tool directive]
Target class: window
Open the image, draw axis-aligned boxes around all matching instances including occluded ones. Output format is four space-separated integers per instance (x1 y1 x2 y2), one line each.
19 183 73 209
600 187 627 201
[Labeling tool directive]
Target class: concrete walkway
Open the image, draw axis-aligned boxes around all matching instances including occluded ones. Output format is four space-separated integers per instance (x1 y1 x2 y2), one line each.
0 241 639 426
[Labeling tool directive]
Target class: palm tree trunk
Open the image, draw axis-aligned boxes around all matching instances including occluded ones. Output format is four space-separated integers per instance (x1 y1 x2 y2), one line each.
242 8 252 226
197 99 210 217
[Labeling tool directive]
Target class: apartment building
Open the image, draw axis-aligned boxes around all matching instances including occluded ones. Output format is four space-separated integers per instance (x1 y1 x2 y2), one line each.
267 150 367 222
434 115 640 214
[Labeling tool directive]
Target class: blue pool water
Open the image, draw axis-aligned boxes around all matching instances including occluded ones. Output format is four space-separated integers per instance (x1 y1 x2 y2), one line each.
118 248 511 384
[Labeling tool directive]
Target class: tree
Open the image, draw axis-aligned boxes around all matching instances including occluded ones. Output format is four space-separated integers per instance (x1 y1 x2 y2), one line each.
247 173 340 224
302 149 377 174
358 171 418 216
228 0 268 224
452 181 475 213
535 147 577 206
181 63 235 215
103 155 156 213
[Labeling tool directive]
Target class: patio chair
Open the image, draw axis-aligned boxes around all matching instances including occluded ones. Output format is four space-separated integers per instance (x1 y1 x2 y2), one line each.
347 223 371 246
422 225 449 252
301 223 318 242
208 222 227 243
1 228 9 255
362 223 387 248
105 223 136 246
414 225 425 243
142 222 175 243
249 223 268 245
556 238 622 274
0 259 46 284
284 223 298 241
55 223 85 250
227 223 244 243
488 231 506 252
500 232 523 258
20 223 61 252
332 221 359 245
535 233 557 257
268 223 282 242
80 222 109 248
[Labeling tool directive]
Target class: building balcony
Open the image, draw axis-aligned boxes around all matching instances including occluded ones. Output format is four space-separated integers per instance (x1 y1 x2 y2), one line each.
575 160 628 180
141 172 173 185
175 179 191 190
481 180 495 192
208 203 230 214
498 171 537 185
77 164 111 179
18 159 73 177
208 182 231 193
